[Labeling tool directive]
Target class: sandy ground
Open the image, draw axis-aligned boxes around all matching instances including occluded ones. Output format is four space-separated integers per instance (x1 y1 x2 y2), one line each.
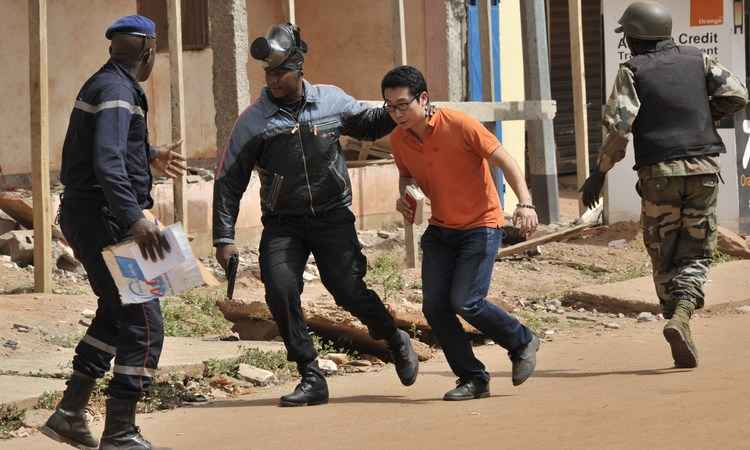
5 310 750 450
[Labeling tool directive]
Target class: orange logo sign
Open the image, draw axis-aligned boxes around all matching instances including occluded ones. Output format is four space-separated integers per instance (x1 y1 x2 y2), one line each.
691 0 724 26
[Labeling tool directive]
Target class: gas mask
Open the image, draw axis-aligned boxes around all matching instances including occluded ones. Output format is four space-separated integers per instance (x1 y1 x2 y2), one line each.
250 23 308 71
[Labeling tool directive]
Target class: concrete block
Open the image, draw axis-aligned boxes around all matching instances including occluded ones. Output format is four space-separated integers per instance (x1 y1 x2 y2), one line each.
0 230 34 265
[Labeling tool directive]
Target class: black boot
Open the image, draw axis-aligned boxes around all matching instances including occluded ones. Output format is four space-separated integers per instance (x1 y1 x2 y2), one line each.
280 360 329 407
388 329 419 386
443 377 490 401
99 398 167 450
39 373 99 450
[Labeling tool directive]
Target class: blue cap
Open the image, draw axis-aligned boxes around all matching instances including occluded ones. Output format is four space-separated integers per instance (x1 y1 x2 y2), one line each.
105 15 156 40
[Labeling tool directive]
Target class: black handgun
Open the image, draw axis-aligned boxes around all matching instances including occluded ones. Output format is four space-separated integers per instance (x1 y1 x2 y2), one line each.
226 253 239 300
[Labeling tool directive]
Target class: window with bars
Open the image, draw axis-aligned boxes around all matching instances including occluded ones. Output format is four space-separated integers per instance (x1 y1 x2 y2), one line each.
136 0 209 52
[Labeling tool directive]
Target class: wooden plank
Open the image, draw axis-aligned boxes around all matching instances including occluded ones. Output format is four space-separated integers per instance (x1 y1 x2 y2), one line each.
28 0 52 293
404 195 425 269
496 223 592 259
361 100 557 122
520 0 560 224
362 148 393 159
568 0 589 214
404 225 420 269
393 0 407 66
168 0 188 230
483 0 496 101
286 0 296 24
345 159 395 169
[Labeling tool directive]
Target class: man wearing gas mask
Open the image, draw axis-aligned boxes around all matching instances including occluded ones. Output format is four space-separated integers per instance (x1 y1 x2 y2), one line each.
212 23 419 407
580 1 747 369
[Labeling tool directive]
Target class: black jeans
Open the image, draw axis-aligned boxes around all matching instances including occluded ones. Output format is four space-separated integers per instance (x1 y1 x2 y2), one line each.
60 195 163 400
259 207 397 365
421 225 532 381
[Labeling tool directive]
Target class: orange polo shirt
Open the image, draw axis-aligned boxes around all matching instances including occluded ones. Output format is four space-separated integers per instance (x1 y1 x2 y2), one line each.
390 108 504 230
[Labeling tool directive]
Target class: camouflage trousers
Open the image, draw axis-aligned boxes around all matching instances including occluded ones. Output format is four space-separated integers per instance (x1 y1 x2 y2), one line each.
637 173 718 317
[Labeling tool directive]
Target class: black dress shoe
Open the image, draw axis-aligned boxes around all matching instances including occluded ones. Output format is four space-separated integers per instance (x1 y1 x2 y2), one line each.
511 334 540 386
443 378 490 401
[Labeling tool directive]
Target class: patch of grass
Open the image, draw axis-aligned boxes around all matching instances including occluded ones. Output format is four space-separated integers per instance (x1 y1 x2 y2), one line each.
366 252 405 300
162 290 231 337
140 374 210 412
408 323 424 340
35 391 62 410
52 374 211 414
573 264 609 279
713 249 736 264
514 310 560 335
312 334 359 359
0 404 24 439
205 347 296 381
44 330 85 348
406 292 423 303
605 263 651 283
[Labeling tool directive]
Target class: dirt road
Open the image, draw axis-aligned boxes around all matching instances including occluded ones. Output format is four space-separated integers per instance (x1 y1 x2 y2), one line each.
5 311 750 450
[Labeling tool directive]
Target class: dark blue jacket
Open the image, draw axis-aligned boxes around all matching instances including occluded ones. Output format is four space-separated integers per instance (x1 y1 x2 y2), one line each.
60 61 153 229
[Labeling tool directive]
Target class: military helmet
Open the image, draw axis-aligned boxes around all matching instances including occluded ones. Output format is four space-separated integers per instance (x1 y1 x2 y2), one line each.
615 1 672 40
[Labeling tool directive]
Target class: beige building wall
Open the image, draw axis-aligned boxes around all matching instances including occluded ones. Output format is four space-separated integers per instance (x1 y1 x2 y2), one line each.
246 0 286 101
246 0 427 102
499 0 526 209
144 50 217 158
1 0 525 186
0 0 135 177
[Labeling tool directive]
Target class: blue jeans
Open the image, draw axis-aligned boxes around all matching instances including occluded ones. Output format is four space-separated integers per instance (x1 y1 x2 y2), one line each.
421 225 532 381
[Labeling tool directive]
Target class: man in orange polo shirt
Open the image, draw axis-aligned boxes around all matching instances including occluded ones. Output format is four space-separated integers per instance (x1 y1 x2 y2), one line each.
381 66 540 401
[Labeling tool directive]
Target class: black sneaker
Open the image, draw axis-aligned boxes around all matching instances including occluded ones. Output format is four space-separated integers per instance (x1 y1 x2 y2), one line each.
388 329 419 386
511 334 540 386
443 378 490 401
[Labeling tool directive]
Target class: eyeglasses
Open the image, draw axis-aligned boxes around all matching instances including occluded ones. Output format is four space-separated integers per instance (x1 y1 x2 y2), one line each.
383 94 420 113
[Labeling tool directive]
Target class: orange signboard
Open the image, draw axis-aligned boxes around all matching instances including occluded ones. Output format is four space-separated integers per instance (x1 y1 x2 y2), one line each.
691 0 724 26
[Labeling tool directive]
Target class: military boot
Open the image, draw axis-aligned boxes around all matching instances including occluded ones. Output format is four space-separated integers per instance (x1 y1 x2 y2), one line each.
280 360 329 407
39 373 99 450
663 298 698 368
99 398 169 450
388 329 419 386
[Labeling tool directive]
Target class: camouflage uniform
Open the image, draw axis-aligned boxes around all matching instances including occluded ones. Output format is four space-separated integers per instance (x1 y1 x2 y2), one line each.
598 50 748 317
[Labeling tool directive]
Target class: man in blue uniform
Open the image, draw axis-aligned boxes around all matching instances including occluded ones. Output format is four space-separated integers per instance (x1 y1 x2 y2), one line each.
40 16 185 450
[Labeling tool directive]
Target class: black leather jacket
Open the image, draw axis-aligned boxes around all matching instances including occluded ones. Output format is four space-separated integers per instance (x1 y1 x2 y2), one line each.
213 80 395 246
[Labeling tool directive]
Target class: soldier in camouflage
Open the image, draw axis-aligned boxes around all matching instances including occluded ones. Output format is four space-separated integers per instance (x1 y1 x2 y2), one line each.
581 1 748 368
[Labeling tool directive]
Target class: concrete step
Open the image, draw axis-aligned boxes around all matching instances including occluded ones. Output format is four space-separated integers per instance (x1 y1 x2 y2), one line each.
0 337 284 408
563 260 750 314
